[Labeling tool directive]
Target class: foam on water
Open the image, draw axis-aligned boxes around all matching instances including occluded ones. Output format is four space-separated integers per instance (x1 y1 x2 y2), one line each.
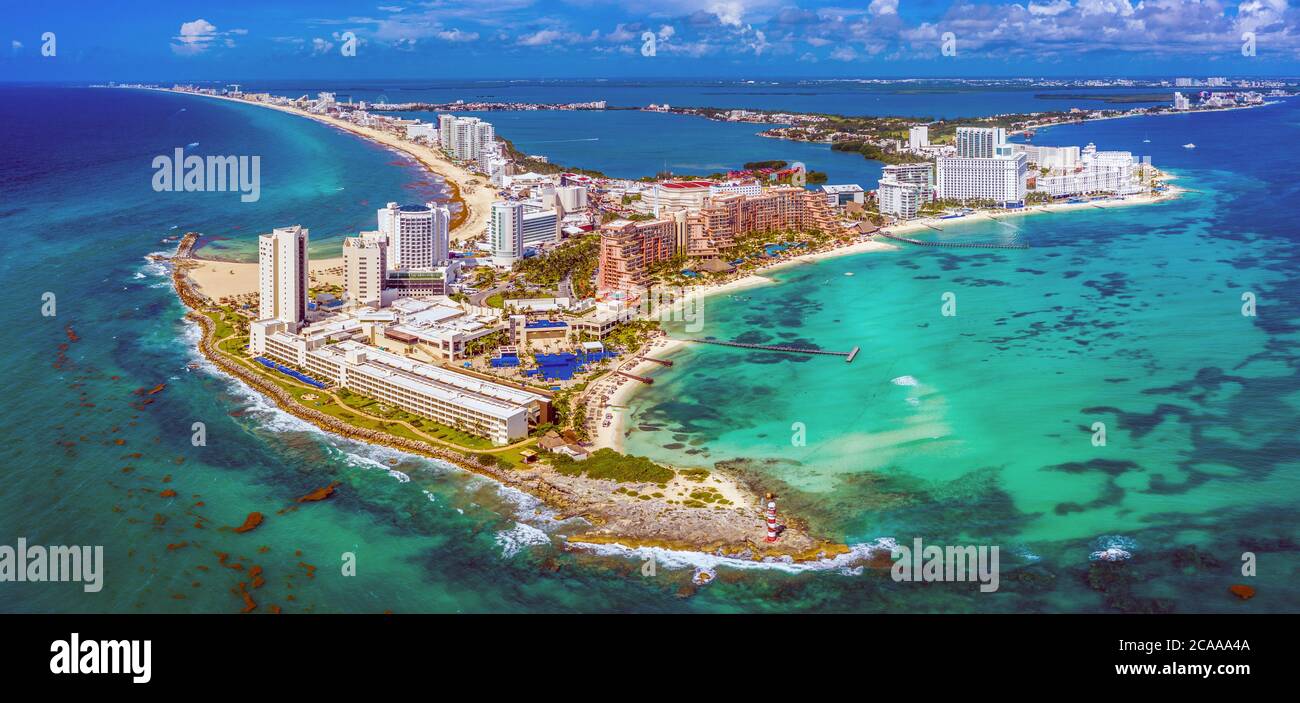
568 536 899 575
495 522 551 558
891 375 919 387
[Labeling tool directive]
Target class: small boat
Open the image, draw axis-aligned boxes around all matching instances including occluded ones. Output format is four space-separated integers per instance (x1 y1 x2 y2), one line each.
1183 143 1196 149
844 272 855 277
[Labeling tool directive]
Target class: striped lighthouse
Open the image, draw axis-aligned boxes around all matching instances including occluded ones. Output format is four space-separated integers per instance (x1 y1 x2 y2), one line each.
764 492 778 542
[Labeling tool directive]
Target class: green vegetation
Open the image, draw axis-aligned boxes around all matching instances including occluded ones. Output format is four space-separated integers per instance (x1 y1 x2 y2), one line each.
512 233 600 299
463 329 508 357
832 139 925 166
551 448 674 483
603 319 661 353
743 160 788 170
678 468 710 482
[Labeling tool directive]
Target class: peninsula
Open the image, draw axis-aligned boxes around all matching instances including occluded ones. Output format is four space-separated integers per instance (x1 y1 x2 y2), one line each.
138 81 1186 564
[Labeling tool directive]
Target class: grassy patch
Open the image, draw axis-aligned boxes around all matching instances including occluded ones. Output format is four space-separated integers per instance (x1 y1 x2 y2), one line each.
551 448 674 484
679 468 710 483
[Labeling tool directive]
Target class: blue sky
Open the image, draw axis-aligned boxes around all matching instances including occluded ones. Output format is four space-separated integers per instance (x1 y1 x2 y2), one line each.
3 0 1298 80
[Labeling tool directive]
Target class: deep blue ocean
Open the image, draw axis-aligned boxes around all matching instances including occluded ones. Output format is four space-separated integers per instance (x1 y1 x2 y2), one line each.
0 83 1295 613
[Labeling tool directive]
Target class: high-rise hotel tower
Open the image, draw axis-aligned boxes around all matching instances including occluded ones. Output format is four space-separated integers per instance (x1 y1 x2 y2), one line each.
258 225 309 330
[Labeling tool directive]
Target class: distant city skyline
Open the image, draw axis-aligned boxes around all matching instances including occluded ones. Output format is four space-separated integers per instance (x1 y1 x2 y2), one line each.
4 1 1300 80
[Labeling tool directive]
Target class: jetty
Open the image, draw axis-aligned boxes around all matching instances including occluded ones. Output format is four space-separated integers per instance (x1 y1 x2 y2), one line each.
684 338 858 362
618 371 654 384
636 356 674 367
877 231 1029 250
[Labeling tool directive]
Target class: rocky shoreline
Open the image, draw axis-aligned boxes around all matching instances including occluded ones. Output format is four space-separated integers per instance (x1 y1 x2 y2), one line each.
168 233 848 564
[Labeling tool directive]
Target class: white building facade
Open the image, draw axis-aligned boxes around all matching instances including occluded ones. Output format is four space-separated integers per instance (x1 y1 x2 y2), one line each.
490 201 525 263
258 225 309 330
377 201 450 270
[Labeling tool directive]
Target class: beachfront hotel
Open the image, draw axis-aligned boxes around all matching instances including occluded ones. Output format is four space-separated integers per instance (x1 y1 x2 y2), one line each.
343 236 387 308
258 226 309 330
250 298 548 445
937 128 1028 204
597 218 677 291
377 201 451 270
253 324 548 444
876 163 936 220
1029 143 1145 198
489 201 526 264
596 185 839 292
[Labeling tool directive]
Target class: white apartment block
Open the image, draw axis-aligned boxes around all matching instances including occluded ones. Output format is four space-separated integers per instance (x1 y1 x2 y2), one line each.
405 122 436 142
908 125 930 150
709 181 763 198
955 127 1008 158
258 225 309 330
377 201 450 269
343 236 387 308
877 178 927 220
440 116 495 162
521 208 560 247
556 185 588 212
438 114 455 148
490 201 525 263
1013 144 1081 170
936 153 1028 203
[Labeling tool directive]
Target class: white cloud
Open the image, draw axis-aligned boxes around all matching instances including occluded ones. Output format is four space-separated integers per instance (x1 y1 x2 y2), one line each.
518 28 564 46
172 19 223 55
1028 0 1073 16
312 37 334 54
830 45 857 61
868 0 899 16
436 28 480 42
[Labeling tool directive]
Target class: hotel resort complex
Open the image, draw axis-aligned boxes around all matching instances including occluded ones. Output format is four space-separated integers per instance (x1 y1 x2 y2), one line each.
169 82 1190 452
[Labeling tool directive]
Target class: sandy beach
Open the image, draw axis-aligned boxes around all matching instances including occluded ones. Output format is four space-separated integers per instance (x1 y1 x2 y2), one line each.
184 256 344 302
882 184 1184 239
146 88 496 245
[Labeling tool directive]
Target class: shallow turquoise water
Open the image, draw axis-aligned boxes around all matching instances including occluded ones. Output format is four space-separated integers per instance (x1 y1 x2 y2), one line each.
624 103 1300 610
1 86 1294 614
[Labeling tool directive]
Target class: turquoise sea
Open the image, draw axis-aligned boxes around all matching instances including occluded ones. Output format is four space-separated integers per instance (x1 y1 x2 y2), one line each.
0 84 1295 613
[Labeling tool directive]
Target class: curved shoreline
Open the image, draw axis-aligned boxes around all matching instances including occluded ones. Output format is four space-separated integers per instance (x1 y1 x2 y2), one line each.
154 85 1183 566
136 87 492 243
166 234 848 563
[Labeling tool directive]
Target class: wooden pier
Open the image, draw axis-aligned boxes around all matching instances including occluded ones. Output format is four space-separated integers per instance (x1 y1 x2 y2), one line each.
618 371 654 384
684 338 858 363
636 356 674 367
877 231 1029 250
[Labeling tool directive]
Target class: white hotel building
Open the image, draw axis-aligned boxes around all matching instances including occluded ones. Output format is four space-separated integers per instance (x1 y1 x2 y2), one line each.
342 235 387 308
258 225 309 330
1032 143 1144 198
250 303 549 445
378 201 450 270
936 153 1028 204
252 325 546 445
490 201 525 264
876 162 935 219
937 128 1027 204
